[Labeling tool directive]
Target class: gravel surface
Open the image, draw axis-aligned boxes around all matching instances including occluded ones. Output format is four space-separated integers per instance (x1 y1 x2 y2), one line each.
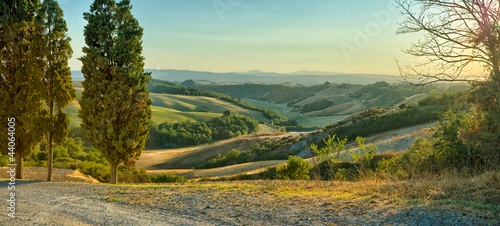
1 180 498 225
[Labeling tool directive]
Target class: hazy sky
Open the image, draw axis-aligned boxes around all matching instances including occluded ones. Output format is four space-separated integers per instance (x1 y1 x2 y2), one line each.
58 0 419 75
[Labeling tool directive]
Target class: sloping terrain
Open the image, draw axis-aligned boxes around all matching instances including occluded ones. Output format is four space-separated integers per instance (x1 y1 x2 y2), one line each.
149 93 268 122
137 132 295 170
196 83 426 126
137 123 435 180
65 82 268 128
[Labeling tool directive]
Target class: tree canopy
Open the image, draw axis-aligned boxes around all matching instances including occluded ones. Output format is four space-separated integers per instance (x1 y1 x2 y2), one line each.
0 0 44 179
35 0 75 181
79 0 151 184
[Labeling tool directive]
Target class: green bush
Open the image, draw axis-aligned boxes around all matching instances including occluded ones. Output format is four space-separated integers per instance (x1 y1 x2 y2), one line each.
351 137 376 177
310 159 359 181
196 149 251 169
151 173 187 183
24 160 48 167
276 156 311 180
119 166 151 183
77 161 110 183
0 155 8 167
259 166 279 180
377 138 435 179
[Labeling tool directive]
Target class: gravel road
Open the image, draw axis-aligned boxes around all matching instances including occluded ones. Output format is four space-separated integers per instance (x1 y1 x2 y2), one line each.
0 180 498 225
0 181 209 225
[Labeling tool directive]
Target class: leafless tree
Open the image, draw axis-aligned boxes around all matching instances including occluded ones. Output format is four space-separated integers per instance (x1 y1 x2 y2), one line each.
396 0 500 86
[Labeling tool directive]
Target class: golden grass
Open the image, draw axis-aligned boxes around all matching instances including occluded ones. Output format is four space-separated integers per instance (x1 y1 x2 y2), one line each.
138 132 294 170
99 170 499 220
147 160 286 179
0 167 99 183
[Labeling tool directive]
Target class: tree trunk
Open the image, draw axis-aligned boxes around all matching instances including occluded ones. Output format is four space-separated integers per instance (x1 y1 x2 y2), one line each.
110 162 119 184
47 134 53 181
15 154 23 179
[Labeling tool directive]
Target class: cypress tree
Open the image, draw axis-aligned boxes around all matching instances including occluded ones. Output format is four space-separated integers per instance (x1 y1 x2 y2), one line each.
0 0 44 179
79 0 152 184
35 0 75 181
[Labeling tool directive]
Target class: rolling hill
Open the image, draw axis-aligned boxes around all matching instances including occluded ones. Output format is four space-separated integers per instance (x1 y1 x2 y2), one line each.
65 82 268 128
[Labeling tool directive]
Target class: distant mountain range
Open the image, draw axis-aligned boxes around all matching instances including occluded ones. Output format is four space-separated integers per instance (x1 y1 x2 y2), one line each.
71 69 400 85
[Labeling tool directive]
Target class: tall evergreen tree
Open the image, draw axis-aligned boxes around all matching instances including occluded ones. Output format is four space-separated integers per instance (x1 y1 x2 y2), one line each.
35 0 75 181
0 0 44 179
79 0 152 184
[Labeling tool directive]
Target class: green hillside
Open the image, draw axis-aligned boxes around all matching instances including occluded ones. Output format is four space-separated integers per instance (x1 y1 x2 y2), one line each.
65 83 268 128
149 93 268 122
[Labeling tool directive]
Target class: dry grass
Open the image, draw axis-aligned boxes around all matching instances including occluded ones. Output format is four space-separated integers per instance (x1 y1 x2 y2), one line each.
102 170 499 219
138 132 294 170
147 160 286 179
0 167 99 183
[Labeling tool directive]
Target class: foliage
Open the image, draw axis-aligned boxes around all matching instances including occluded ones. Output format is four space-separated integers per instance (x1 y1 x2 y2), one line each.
276 156 311 180
119 166 150 183
35 0 76 181
151 173 187 183
377 138 434 179
196 149 250 169
377 106 499 179
309 159 359 181
0 0 46 179
149 111 259 148
0 155 10 167
311 135 348 163
79 0 151 184
351 137 376 177
260 166 279 180
432 106 500 172
418 93 460 108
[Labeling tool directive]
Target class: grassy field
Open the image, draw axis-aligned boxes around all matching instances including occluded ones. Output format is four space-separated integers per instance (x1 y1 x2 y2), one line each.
149 93 268 122
242 98 350 127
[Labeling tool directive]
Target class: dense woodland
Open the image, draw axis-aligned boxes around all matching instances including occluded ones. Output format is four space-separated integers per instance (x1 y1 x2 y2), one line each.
146 110 259 148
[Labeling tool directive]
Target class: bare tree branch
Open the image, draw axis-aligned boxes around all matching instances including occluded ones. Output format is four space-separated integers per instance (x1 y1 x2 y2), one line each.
397 0 500 85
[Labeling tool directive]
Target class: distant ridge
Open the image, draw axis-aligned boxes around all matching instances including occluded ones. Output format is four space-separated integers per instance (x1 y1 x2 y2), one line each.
72 69 399 85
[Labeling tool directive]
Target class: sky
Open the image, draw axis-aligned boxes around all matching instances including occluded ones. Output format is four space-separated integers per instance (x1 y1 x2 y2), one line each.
57 0 421 75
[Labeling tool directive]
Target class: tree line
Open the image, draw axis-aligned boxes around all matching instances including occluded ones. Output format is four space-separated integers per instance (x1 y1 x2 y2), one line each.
147 110 259 148
0 0 150 184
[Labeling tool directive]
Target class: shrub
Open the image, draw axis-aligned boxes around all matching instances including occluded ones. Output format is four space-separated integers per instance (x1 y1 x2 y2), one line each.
151 173 187 183
0 155 8 167
259 166 279 180
276 156 311 180
310 159 359 181
119 166 151 183
351 137 376 177
377 138 435 179
77 161 110 183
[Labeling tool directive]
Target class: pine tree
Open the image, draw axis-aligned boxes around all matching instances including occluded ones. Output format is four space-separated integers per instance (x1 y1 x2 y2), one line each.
79 0 152 184
35 0 75 181
0 0 44 179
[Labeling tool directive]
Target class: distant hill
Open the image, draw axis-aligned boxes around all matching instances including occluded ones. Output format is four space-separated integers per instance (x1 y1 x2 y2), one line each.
71 69 398 85
145 69 398 85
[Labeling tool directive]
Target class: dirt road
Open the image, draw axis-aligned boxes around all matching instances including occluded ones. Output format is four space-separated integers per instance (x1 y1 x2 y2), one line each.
0 180 497 225
0 180 208 226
